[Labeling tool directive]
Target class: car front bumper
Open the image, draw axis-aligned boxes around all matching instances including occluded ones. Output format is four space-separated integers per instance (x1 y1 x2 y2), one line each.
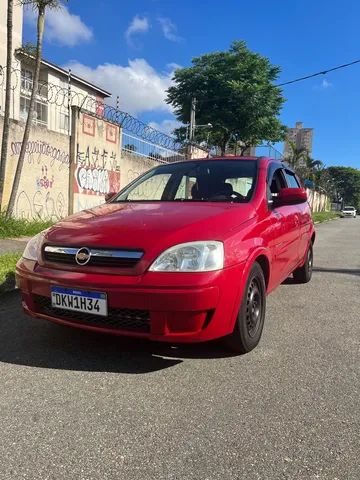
16 259 246 343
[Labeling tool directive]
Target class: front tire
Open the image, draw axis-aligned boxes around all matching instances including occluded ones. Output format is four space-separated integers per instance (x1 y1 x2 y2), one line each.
223 262 266 354
293 244 313 284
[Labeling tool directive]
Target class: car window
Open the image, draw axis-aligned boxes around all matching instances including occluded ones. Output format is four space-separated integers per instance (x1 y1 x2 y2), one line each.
116 160 258 203
284 170 301 188
127 173 172 201
174 176 197 200
267 167 286 202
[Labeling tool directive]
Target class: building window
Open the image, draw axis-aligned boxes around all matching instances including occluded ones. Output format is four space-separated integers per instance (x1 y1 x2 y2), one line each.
20 96 48 126
59 111 69 131
21 69 33 91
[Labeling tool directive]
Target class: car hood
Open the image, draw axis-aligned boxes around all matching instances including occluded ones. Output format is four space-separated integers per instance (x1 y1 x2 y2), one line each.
45 202 256 251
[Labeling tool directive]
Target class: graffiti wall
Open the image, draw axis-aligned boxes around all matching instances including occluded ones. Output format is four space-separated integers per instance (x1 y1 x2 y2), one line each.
71 111 121 213
1 117 70 219
120 151 161 189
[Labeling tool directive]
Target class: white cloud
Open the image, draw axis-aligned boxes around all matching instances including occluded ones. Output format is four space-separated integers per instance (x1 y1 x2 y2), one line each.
148 119 181 135
158 17 182 42
125 15 150 45
65 59 176 115
24 4 92 47
321 79 332 89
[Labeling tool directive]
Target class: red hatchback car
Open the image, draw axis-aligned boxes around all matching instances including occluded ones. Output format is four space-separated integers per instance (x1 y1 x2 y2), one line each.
16 156 315 353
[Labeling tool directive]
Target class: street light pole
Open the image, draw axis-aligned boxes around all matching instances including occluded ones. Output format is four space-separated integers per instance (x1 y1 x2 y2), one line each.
189 97 196 142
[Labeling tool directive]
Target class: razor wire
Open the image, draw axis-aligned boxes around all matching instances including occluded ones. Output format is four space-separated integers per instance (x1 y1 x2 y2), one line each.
0 65 183 151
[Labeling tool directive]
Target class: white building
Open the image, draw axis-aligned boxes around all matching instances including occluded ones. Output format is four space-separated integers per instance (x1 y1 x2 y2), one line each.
0 2 110 133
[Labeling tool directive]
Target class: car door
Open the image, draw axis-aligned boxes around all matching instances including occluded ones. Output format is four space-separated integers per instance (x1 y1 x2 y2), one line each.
283 169 312 262
267 166 300 286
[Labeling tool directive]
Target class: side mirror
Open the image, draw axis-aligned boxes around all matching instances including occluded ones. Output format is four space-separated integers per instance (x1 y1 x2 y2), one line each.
104 192 117 202
274 188 307 207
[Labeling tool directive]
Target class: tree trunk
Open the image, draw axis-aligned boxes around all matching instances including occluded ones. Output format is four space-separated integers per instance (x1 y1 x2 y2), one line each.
6 6 45 218
240 145 250 156
220 133 230 156
0 0 14 211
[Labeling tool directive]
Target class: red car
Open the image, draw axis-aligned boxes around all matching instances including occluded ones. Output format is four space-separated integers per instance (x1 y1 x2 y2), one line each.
16 156 315 354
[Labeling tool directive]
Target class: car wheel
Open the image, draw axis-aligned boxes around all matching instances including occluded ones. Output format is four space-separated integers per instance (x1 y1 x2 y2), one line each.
293 243 313 284
223 262 266 354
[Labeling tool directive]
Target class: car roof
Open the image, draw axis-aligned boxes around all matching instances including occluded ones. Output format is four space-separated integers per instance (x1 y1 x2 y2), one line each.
178 155 282 167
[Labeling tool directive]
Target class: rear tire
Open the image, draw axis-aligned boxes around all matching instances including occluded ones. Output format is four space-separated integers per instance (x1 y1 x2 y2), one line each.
223 262 266 354
293 244 313 284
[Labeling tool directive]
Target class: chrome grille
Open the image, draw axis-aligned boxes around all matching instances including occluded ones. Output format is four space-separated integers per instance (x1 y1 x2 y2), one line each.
43 245 144 268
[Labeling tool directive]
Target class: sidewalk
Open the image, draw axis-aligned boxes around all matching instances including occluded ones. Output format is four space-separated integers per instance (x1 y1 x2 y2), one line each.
0 238 29 255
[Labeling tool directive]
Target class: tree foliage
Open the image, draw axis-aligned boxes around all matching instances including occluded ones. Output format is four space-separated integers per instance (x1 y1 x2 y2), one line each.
166 41 287 155
327 166 360 208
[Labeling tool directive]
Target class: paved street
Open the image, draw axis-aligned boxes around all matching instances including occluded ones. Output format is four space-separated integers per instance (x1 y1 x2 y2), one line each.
0 218 359 480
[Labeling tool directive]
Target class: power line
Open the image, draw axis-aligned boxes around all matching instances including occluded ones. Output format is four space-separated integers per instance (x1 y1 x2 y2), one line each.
277 58 360 86
195 58 360 105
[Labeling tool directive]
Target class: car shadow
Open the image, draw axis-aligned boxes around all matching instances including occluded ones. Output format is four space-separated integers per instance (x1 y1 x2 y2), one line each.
312 267 360 277
0 291 237 375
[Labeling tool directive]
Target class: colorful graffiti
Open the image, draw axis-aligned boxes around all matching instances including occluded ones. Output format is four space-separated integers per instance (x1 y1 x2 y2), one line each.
72 112 121 212
36 165 55 190
75 165 120 195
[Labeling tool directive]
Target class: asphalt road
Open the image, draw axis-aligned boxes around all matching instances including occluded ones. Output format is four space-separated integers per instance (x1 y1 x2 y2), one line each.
0 218 359 480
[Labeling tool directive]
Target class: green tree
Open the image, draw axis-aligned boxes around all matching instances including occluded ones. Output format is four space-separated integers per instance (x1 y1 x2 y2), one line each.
6 0 63 218
166 41 286 155
285 141 308 170
327 166 360 208
0 0 14 211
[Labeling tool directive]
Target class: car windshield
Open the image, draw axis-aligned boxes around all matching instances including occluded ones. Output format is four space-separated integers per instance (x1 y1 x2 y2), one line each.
344 207 354 211
114 160 257 203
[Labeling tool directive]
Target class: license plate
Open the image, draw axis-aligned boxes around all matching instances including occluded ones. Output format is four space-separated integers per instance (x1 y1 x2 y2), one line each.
51 287 108 317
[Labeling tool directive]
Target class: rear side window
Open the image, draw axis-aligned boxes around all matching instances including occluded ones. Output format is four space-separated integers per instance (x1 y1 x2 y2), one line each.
284 170 300 188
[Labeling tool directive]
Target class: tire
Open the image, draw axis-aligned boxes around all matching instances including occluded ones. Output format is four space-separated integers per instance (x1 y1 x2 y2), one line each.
223 262 266 354
293 243 313 284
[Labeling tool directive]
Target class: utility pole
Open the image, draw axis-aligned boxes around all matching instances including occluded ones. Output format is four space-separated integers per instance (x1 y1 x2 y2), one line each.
189 97 196 142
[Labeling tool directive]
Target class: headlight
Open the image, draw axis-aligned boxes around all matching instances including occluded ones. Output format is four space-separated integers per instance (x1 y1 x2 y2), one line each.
149 241 224 272
22 233 43 261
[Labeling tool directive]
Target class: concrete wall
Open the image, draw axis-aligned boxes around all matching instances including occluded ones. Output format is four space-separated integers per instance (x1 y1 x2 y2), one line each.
120 151 161 189
1 116 70 219
70 109 121 213
307 188 329 213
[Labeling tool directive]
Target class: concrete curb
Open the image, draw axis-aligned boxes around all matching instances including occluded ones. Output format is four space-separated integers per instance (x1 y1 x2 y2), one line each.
314 217 340 225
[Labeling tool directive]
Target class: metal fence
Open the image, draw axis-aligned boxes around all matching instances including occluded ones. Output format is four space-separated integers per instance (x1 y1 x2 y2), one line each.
0 64 284 163
122 132 184 163
0 65 183 161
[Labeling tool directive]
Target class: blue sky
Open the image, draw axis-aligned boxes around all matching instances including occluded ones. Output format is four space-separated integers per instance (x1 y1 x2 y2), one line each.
23 0 360 168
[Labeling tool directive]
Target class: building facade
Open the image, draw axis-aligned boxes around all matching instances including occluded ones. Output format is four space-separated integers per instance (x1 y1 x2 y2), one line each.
0 3 110 132
283 121 313 160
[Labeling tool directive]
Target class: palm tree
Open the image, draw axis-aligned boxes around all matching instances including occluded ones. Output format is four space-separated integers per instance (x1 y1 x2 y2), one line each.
0 0 14 211
6 0 63 218
305 156 323 181
286 141 308 170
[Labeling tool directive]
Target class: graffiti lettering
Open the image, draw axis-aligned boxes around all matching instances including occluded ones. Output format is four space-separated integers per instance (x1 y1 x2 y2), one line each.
11 140 69 170
76 167 110 195
77 144 117 170
15 190 65 220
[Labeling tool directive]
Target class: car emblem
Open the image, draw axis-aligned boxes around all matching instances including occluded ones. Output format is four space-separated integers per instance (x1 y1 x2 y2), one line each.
75 247 91 266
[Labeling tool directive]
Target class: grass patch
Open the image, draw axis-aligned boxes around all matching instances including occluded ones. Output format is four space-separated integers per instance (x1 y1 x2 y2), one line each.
0 213 53 239
312 211 340 223
0 252 21 293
